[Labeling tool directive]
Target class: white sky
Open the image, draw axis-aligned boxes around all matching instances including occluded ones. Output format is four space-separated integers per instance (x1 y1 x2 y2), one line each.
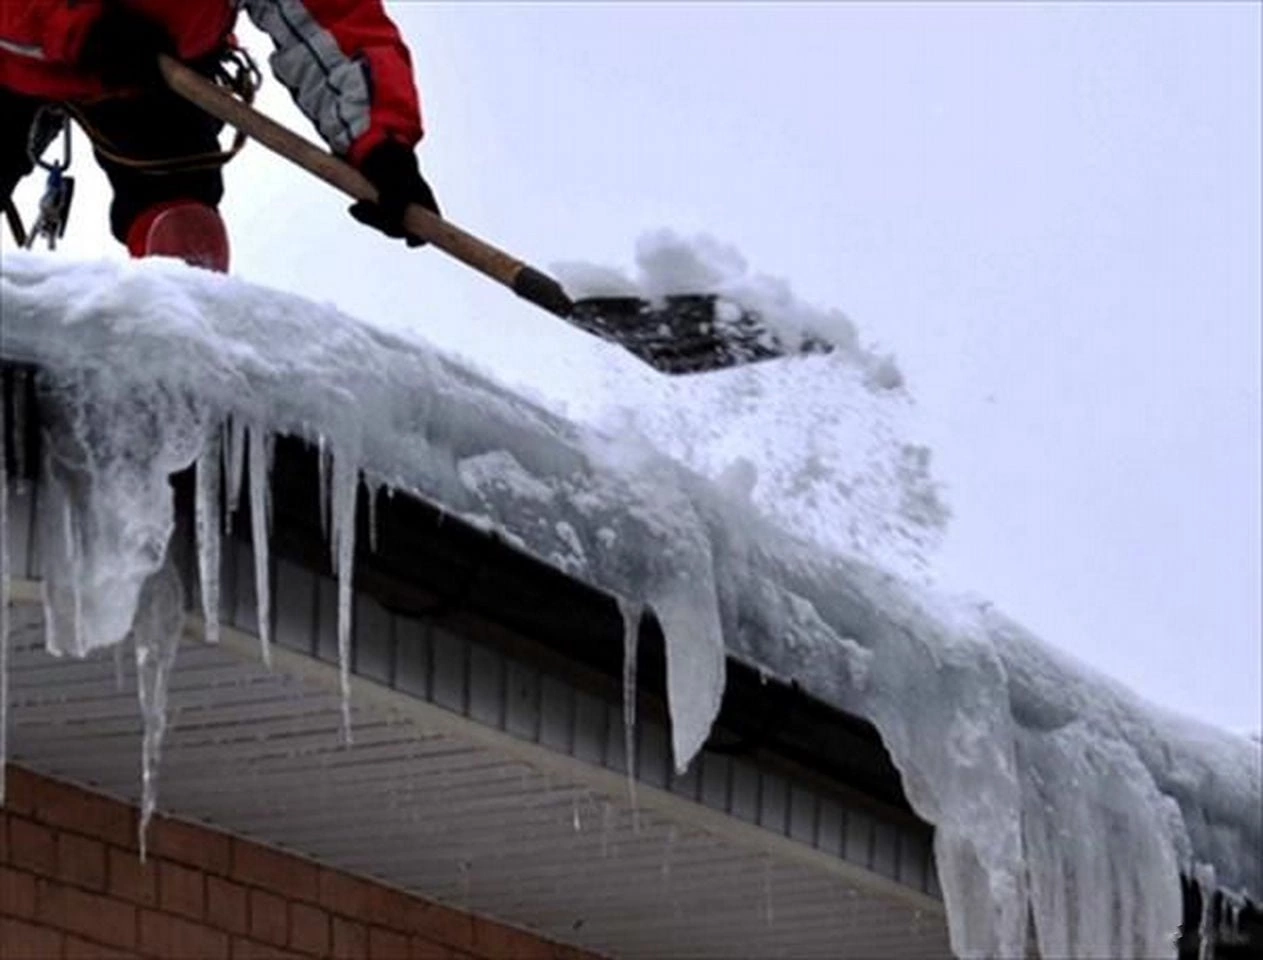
16 2 1261 733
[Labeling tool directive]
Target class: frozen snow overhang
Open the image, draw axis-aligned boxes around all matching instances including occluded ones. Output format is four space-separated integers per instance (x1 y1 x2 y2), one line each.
2 254 1258 959
3 358 1260 960
3 360 954 957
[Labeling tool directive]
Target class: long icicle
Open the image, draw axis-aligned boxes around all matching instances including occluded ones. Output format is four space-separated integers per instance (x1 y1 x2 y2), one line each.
317 435 331 539
365 476 380 554
616 596 643 821
1195 862 1217 960
222 417 246 533
248 427 274 667
195 432 222 646
329 449 359 745
133 556 184 860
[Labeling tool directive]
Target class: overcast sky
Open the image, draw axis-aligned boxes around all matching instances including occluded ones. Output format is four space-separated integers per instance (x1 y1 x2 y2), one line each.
19 2 1261 733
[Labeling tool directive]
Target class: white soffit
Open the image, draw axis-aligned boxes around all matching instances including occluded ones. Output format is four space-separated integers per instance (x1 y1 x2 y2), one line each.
7 572 951 959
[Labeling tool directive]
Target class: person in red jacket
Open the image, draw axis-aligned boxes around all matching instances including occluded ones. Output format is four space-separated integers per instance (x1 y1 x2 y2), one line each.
0 0 439 272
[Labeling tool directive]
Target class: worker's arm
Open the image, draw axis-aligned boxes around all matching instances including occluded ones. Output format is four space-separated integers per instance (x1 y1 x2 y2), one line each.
239 0 423 164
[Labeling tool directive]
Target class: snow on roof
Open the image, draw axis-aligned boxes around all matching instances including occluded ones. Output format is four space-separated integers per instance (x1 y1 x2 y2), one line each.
1 249 1258 959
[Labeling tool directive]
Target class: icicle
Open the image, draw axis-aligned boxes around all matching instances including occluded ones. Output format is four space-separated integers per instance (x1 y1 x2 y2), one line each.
458 859 472 906
132 557 184 860
195 433 222 646
38 445 87 658
329 449 359 744
616 597 642 820
365 477 380 554
316 435 331 538
1194 862 1217 960
1 388 8 807
113 640 126 692
248 428 273 668
572 796 581 833
222 417 246 532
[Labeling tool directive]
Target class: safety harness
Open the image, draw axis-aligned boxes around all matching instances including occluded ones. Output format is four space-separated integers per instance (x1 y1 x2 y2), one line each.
3 45 261 250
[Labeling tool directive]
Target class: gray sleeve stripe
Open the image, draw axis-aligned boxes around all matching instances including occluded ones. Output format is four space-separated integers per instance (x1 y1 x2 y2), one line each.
0 37 46 60
242 0 372 155
271 0 356 149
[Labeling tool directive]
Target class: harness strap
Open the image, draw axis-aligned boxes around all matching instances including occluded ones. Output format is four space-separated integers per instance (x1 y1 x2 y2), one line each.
71 45 262 176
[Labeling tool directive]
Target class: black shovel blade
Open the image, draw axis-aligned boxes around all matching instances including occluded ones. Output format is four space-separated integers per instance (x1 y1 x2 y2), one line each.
568 294 833 375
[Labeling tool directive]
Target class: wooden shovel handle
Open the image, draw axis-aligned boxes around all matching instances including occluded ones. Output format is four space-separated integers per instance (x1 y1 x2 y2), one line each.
157 54 572 318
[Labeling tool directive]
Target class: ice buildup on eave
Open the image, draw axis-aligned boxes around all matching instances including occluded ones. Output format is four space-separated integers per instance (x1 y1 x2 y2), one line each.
1 250 1258 960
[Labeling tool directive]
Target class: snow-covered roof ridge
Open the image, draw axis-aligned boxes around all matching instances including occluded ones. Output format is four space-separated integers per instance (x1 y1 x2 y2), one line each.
1 254 1257 959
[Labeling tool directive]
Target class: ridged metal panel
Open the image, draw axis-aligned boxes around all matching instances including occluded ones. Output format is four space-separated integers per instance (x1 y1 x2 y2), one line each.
4 472 952 958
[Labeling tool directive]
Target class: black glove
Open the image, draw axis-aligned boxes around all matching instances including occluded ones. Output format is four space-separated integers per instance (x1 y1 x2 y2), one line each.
78 3 175 90
349 140 441 248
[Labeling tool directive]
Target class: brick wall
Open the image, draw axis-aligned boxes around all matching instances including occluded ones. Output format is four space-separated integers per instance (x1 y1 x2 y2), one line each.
1 765 600 960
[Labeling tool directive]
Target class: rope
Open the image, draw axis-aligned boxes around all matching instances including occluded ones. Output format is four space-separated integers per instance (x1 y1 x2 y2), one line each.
72 45 262 174
3 46 262 248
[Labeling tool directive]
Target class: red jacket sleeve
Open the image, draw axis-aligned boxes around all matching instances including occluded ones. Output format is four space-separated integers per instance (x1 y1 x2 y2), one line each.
241 0 424 164
1 0 103 64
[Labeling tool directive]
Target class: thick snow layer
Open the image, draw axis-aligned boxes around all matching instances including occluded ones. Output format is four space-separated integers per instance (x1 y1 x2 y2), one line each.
556 229 893 382
554 230 947 576
1 252 1259 958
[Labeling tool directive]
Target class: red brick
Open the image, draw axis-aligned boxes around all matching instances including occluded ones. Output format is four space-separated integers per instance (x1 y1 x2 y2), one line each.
319 870 424 933
410 904 473 951
0 915 64 959
470 919 555 960
108 848 158 907
8 818 57 876
233 843 319 904
249 889 288 947
139 908 229 960
232 938 305 960
149 817 231 875
0 866 37 918
207 876 250 936
20 773 135 849
64 934 135 960
409 939 464 960
369 926 410 958
1 766 42 816
318 869 373 918
322 874 471 947
158 859 206 921
552 947 599 960
332 916 368 960
35 878 136 950
374 888 423 934
288 901 330 956
57 833 107 891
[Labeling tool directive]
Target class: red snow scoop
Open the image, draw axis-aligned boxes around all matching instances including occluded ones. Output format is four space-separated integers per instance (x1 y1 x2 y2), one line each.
159 55 831 375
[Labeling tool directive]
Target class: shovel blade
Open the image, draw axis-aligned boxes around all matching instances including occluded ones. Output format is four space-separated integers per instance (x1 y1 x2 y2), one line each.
569 294 832 375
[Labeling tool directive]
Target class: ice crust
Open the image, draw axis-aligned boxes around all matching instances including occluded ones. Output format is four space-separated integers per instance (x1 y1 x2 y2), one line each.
1 252 1258 958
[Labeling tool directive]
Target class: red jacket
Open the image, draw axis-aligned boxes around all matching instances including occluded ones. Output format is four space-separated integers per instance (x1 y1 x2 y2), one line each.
0 0 423 164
